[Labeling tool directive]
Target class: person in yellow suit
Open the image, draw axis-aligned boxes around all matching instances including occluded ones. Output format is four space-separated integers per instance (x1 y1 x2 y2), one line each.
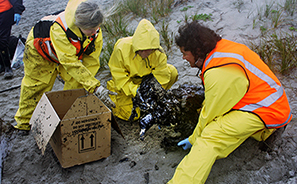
107 19 178 121
14 0 115 133
169 21 292 183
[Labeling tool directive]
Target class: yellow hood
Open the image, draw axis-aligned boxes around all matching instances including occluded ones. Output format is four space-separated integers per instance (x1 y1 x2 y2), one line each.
132 19 160 53
64 0 87 38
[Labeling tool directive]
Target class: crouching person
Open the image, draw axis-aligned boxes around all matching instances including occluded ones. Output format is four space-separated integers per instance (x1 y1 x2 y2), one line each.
169 21 292 183
14 0 114 133
107 19 178 121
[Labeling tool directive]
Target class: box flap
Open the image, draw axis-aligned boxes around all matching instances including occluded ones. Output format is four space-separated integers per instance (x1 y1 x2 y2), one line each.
30 93 61 155
63 94 110 120
45 89 86 119
62 94 124 138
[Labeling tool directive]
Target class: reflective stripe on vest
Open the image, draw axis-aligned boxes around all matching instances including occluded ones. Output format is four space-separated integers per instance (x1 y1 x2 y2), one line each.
44 40 59 61
33 11 98 63
55 12 98 60
205 52 283 110
56 13 84 48
202 39 292 128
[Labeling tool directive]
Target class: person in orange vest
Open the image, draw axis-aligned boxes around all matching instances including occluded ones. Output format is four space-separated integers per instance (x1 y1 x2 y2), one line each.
13 0 116 134
0 0 25 79
168 21 292 183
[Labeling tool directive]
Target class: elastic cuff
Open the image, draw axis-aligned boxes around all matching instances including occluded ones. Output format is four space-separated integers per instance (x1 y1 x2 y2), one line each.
89 85 99 93
14 124 31 131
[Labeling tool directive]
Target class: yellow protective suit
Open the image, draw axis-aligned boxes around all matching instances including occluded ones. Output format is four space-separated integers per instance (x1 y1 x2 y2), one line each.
168 64 275 184
14 0 103 130
107 19 178 121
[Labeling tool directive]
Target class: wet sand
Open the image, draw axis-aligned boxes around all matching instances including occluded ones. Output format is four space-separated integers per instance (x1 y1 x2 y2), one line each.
1 0 297 183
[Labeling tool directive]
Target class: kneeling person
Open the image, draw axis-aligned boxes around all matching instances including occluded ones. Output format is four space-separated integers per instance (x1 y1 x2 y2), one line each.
107 19 178 121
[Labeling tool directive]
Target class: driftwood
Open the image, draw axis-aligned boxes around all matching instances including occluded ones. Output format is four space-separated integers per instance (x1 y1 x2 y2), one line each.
0 84 21 94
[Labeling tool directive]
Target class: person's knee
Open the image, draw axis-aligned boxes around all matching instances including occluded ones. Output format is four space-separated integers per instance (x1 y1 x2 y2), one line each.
163 64 178 90
168 64 178 82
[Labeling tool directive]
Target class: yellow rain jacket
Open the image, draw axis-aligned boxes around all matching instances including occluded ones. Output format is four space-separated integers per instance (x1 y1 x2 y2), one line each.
169 64 278 183
14 0 103 130
107 19 178 121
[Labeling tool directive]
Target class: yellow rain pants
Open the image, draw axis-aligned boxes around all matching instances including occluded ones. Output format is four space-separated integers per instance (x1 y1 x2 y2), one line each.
168 65 275 183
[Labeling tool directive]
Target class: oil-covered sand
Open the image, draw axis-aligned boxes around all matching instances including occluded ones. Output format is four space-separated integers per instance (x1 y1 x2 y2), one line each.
1 0 297 183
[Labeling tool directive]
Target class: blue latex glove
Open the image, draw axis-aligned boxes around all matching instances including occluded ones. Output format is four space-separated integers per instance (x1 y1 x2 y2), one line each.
177 138 192 150
14 14 21 25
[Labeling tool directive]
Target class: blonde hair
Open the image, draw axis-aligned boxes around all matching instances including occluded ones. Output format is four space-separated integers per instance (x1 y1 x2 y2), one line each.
75 1 103 30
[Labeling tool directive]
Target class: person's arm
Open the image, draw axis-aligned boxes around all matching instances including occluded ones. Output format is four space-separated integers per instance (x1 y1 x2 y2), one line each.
10 0 25 25
108 45 139 97
188 64 249 144
10 0 25 14
50 23 101 93
80 28 103 84
151 50 172 86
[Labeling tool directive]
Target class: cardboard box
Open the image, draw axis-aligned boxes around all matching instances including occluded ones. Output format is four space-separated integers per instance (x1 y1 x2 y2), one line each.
30 89 111 168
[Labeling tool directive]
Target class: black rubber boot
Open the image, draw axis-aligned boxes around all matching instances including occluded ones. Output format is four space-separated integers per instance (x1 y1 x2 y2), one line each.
4 65 13 79
0 48 13 79
0 64 4 73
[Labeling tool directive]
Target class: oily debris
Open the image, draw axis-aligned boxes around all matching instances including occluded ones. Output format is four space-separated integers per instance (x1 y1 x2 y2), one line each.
0 118 15 135
130 74 204 147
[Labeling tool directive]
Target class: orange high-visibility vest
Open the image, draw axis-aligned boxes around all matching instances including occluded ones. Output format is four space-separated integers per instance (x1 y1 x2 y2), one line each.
200 39 292 128
33 11 98 63
0 0 12 13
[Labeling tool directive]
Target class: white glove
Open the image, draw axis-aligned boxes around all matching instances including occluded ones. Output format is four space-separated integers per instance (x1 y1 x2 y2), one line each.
94 86 117 108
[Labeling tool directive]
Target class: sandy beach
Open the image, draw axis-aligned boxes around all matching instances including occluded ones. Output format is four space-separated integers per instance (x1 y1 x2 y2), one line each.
1 0 297 183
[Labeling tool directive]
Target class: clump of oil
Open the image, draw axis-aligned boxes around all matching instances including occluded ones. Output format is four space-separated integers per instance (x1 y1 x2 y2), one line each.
161 84 204 150
131 74 204 148
1 118 15 165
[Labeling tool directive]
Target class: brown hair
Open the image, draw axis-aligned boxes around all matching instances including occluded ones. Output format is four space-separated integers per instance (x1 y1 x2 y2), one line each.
175 21 221 60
